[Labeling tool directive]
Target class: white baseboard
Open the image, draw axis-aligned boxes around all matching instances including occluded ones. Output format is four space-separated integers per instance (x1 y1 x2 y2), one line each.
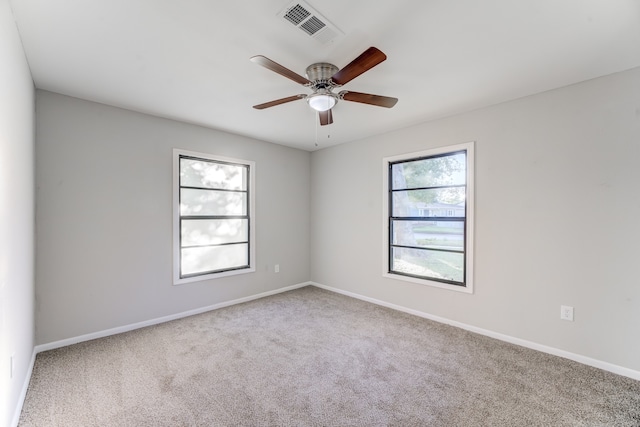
11 347 37 427
35 282 311 353
14 282 309 426
19 278 638 426
310 282 640 382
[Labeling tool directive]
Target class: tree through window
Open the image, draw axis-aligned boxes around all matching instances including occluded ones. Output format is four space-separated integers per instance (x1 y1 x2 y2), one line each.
173 149 255 284
384 142 474 292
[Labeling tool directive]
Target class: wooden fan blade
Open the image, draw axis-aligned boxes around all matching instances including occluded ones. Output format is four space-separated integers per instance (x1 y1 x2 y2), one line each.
253 95 306 110
319 109 333 126
331 47 387 86
250 55 311 85
340 91 398 108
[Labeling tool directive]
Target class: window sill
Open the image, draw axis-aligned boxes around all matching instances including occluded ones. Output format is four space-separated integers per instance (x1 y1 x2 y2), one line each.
383 272 473 294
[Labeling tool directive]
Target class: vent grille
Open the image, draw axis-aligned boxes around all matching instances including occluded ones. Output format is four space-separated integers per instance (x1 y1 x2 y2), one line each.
278 1 344 44
283 4 310 26
300 16 326 35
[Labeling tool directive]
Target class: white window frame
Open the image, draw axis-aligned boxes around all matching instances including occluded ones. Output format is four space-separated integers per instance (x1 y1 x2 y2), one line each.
382 141 474 294
173 148 256 285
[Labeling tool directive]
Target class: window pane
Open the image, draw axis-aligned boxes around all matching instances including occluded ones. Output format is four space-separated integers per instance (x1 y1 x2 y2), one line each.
392 220 464 251
392 247 464 283
180 158 247 190
181 219 248 247
181 243 249 276
392 188 465 217
180 188 246 216
391 152 466 190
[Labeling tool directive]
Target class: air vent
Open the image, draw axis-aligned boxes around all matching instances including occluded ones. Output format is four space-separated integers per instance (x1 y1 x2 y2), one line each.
278 1 344 44
283 4 310 26
300 16 325 36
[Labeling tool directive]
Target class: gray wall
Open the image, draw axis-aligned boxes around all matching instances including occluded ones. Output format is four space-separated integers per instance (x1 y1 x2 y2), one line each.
35 91 310 345
311 67 640 372
0 0 35 424
25 56 640 408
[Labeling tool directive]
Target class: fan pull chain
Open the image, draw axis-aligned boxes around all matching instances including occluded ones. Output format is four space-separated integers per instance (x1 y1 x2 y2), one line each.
315 111 319 147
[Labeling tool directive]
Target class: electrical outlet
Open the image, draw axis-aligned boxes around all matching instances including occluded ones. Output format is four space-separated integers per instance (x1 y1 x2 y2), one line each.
560 305 574 321
274 264 280 273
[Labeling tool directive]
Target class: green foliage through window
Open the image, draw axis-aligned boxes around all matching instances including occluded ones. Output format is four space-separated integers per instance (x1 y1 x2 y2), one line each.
179 155 251 277
389 150 468 286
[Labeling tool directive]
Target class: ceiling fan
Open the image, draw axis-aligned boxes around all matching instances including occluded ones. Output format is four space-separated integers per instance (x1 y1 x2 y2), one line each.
250 47 398 126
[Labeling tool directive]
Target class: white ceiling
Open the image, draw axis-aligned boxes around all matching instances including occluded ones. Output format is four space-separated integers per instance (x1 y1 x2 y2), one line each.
10 0 640 151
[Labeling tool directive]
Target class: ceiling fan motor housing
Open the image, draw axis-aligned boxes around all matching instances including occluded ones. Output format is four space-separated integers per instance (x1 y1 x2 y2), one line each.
305 62 339 88
305 62 340 111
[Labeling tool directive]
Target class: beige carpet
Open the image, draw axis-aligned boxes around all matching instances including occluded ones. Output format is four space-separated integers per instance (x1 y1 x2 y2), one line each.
19 286 640 426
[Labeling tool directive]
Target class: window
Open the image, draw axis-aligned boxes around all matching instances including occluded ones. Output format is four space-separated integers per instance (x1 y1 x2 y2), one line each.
173 149 255 284
383 142 474 293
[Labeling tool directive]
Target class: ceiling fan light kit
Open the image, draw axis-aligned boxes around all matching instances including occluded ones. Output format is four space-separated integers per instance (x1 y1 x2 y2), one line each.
251 47 398 125
307 92 337 112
